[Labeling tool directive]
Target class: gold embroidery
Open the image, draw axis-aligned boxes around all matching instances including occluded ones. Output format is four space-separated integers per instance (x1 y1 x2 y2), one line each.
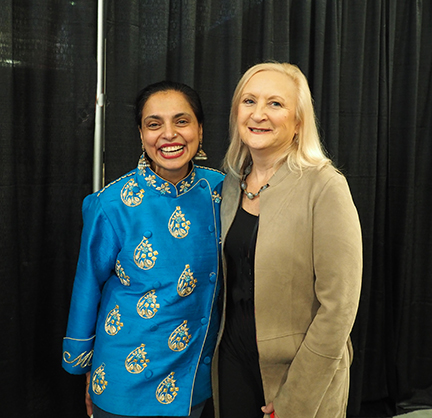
145 174 156 187
168 206 191 239
134 237 159 270
156 372 179 404
168 320 191 352
63 349 93 368
120 179 145 207
179 172 195 193
115 260 130 286
212 191 222 203
156 182 171 194
105 305 123 335
97 172 135 197
177 264 197 297
125 344 150 374
137 290 160 319
92 364 108 395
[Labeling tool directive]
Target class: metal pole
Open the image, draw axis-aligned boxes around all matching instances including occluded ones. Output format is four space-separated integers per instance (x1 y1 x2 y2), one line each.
93 0 106 192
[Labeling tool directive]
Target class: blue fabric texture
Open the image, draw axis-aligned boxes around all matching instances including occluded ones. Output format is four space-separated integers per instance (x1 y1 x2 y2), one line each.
62 164 224 417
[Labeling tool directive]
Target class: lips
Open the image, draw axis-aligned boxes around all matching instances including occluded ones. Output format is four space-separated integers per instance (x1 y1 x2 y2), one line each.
159 143 185 159
249 127 271 133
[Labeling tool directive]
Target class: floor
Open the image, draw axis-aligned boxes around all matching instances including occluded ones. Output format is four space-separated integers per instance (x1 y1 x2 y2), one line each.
396 411 432 417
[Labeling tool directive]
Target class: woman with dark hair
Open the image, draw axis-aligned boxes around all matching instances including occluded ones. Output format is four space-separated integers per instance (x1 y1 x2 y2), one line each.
62 81 224 418
212 62 362 418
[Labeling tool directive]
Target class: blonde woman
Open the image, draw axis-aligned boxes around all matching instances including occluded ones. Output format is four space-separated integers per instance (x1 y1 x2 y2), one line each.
212 62 362 418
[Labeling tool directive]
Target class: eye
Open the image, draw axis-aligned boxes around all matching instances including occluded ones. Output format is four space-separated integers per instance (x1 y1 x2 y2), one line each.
176 118 189 126
146 121 161 129
242 98 255 105
270 101 282 108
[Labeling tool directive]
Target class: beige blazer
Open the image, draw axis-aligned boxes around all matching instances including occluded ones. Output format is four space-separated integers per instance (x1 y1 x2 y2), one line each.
212 163 362 418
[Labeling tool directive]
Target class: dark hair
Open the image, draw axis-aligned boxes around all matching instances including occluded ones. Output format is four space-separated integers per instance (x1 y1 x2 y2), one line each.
134 80 204 127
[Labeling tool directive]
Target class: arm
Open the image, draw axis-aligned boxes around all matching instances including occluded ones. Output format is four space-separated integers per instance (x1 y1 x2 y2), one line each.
62 194 121 375
273 173 362 417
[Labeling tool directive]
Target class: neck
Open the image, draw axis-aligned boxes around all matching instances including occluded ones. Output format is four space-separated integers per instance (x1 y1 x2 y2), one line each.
151 162 191 185
248 157 276 186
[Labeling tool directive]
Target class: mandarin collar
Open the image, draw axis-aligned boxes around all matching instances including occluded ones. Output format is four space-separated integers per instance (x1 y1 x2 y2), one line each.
137 163 197 197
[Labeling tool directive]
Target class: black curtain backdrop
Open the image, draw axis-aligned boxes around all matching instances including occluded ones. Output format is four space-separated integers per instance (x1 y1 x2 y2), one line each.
1 1 431 417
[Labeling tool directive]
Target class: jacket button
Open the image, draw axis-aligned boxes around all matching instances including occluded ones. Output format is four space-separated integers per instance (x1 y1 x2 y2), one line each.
144 230 152 238
150 324 159 332
201 317 208 325
145 370 153 379
209 273 216 283
200 182 207 188
203 356 211 365
208 225 215 233
153 281 161 289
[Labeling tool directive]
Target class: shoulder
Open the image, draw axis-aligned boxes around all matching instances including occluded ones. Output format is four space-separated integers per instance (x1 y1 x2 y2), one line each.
300 166 355 208
95 169 137 198
83 169 137 210
194 165 225 186
299 165 348 191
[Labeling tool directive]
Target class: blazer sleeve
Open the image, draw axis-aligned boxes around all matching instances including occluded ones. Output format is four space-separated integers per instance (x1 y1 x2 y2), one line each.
273 173 362 417
62 194 121 375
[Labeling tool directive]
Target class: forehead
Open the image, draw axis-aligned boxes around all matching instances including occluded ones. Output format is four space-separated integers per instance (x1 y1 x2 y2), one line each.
142 90 193 116
242 70 297 99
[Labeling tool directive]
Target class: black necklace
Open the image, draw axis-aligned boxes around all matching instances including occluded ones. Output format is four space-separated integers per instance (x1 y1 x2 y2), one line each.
240 162 270 200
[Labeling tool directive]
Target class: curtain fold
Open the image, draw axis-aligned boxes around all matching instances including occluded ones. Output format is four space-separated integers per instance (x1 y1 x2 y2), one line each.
1 1 431 416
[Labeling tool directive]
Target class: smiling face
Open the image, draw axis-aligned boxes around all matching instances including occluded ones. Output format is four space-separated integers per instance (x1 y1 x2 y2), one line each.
139 90 202 184
237 70 299 160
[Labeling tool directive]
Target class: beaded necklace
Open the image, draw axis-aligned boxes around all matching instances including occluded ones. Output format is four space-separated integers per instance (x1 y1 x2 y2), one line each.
240 162 270 200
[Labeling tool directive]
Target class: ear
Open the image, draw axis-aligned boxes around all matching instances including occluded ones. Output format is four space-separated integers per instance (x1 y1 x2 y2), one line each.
199 124 203 141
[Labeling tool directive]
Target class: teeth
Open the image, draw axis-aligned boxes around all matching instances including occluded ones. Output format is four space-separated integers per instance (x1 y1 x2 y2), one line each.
250 128 269 132
161 145 184 153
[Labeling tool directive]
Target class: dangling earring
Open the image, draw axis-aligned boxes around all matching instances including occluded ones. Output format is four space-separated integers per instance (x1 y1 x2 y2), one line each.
194 139 208 161
138 149 150 171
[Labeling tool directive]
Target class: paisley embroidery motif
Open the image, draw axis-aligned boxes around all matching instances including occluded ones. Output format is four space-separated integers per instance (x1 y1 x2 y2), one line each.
104 305 123 335
134 237 159 270
125 344 150 374
168 320 191 352
177 264 197 297
137 290 160 319
115 260 131 286
168 206 191 239
92 364 108 395
156 372 179 404
120 179 145 207
63 349 93 368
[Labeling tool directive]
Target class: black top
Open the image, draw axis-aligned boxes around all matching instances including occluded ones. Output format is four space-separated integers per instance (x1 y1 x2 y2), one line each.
218 206 265 418
221 206 259 362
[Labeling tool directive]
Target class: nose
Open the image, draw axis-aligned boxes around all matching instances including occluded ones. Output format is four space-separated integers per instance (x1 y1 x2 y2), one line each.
163 124 177 140
250 102 267 122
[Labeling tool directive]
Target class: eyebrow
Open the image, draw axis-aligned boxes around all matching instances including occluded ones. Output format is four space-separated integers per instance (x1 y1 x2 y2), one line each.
143 112 192 122
241 92 285 101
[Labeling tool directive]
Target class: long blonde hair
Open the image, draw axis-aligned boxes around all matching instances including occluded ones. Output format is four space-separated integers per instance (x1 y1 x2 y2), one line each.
223 62 331 178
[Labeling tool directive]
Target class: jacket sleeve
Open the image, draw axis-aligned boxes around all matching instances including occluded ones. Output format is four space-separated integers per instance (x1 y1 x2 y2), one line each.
273 173 362 417
62 194 121 375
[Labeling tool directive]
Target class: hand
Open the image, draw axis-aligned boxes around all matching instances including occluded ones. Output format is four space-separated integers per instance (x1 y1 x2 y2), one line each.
85 371 93 417
262 402 280 418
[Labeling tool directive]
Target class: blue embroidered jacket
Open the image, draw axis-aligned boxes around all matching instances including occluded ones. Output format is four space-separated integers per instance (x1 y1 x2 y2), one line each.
62 164 224 416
